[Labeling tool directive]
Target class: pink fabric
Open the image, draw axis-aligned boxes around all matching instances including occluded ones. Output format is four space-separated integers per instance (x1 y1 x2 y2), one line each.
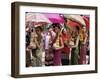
53 50 61 66
44 13 64 23
79 44 87 64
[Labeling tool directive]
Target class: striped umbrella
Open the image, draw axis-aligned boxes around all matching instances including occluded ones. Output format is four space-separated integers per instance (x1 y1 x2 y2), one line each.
64 14 86 26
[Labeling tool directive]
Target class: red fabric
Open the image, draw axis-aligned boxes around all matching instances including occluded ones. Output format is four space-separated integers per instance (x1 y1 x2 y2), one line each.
83 16 90 30
61 33 70 54
61 33 71 42
62 47 70 54
67 20 82 29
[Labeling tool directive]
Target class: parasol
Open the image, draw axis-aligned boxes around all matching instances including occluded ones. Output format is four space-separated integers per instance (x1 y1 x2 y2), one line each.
82 16 90 30
66 19 82 29
44 13 64 23
26 12 51 23
64 15 86 26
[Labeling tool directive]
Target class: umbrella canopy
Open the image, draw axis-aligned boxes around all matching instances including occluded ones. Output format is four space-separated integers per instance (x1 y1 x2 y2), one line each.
64 15 86 26
82 16 90 30
66 19 82 30
26 12 51 23
44 13 64 23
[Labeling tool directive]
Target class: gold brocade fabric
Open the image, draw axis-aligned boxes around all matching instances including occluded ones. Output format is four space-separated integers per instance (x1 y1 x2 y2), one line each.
53 37 60 48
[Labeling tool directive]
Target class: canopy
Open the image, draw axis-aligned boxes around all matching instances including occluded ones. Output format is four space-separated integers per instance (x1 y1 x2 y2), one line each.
64 15 86 26
44 13 64 23
82 16 90 30
66 19 82 30
26 12 51 23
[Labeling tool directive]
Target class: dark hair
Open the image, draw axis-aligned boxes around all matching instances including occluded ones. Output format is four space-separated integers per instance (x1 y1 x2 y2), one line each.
51 23 61 30
31 28 33 32
35 26 43 31
75 26 80 31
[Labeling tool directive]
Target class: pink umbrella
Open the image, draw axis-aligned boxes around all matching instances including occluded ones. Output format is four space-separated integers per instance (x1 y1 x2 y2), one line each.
44 13 64 23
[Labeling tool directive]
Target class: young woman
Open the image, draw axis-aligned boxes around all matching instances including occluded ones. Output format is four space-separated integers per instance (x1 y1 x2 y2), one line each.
34 26 45 66
79 26 88 64
61 29 71 65
69 26 80 65
25 25 32 67
29 29 38 66
52 23 64 66
45 28 55 66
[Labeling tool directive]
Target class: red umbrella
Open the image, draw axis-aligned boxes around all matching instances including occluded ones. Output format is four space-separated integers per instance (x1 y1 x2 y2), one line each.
64 15 86 26
82 16 90 30
66 19 82 30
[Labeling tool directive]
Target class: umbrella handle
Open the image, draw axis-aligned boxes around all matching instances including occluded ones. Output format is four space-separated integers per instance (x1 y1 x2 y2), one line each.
58 26 64 35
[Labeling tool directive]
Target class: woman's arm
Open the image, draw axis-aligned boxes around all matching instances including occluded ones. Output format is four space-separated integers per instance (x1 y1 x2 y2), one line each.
35 37 40 49
71 35 80 48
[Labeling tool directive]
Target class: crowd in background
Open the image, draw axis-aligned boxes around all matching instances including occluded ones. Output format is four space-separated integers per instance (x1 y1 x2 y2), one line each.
25 21 90 67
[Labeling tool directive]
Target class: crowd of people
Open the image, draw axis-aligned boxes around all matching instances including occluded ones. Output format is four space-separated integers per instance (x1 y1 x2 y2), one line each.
26 22 90 67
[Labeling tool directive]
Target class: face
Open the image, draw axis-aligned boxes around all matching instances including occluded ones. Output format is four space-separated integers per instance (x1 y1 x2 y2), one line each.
62 29 67 34
54 26 60 33
82 26 86 32
36 28 41 35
